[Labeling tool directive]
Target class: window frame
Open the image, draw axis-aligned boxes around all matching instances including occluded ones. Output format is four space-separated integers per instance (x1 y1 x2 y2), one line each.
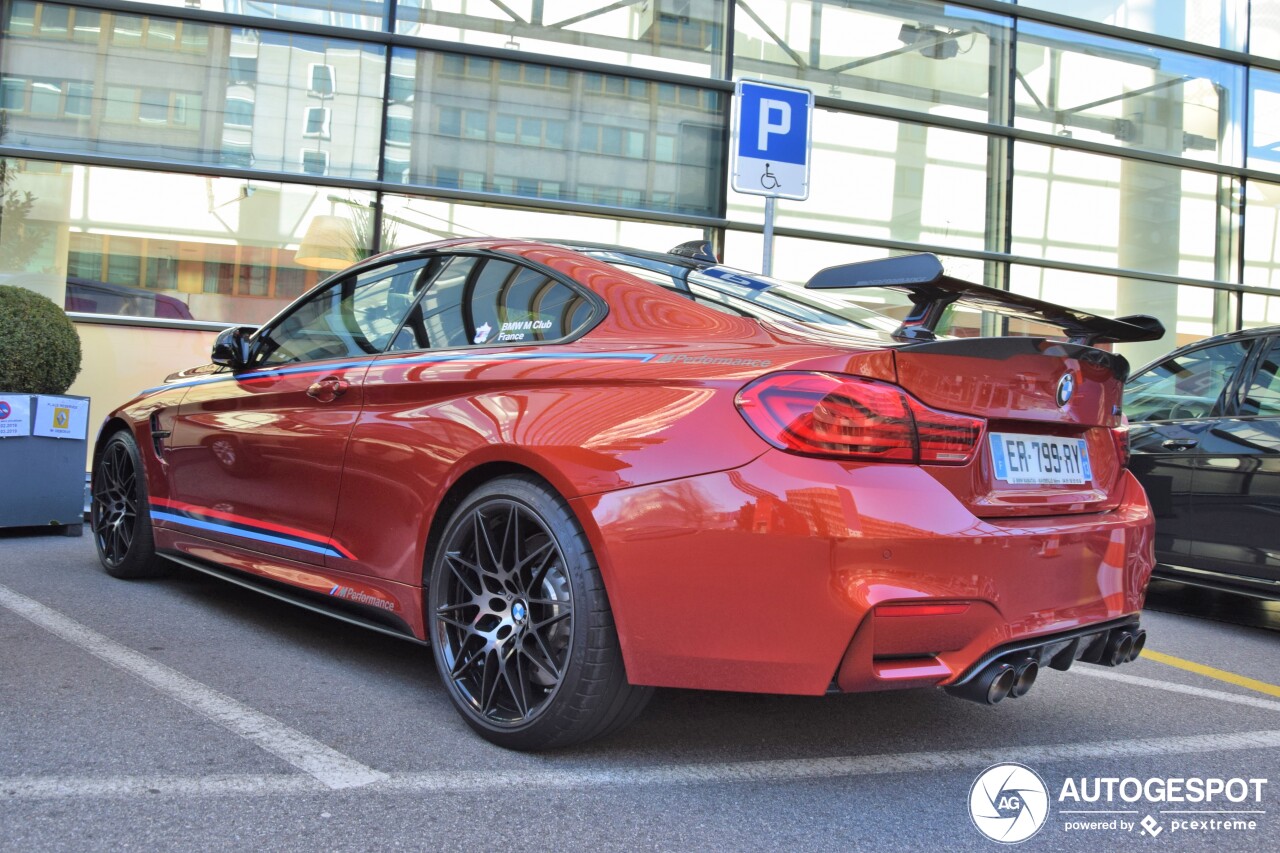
309 63 336 98
301 148 329 175
387 72 415 104
227 55 258 85
303 106 331 139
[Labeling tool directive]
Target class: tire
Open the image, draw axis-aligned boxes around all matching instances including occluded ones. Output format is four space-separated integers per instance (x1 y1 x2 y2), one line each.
91 431 169 580
427 475 651 750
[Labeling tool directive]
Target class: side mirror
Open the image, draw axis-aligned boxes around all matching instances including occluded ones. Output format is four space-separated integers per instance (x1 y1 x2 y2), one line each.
211 326 256 371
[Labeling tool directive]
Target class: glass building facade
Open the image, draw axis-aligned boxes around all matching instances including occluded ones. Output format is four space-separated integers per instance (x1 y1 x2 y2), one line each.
1 0 1279 371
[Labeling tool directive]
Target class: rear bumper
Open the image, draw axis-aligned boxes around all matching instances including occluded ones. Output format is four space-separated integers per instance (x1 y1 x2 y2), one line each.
575 450 1155 695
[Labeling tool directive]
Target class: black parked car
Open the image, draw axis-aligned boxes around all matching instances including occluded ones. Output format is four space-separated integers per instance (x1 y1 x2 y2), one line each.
1126 327 1280 599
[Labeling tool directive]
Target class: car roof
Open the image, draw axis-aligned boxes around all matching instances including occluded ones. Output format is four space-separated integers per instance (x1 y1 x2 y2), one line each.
1130 324 1280 378
350 238 705 273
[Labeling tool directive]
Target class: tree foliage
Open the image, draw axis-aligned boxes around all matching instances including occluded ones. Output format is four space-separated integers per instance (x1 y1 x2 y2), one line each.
0 185 45 270
0 112 49 270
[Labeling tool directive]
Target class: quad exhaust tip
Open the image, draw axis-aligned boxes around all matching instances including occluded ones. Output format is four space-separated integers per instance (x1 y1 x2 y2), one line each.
946 624 1144 706
1010 659 1038 698
986 664 1016 704
1105 631 1134 666
945 657 1042 705
1127 629 1147 662
1102 628 1146 666
945 661 1018 705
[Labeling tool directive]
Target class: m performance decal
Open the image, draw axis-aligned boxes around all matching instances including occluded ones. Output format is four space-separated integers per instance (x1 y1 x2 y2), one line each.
149 498 355 560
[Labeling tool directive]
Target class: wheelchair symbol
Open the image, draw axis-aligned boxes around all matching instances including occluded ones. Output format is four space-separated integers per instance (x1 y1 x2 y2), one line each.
760 163 780 190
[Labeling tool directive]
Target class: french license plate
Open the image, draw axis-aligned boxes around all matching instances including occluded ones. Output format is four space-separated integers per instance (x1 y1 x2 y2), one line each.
988 432 1092 485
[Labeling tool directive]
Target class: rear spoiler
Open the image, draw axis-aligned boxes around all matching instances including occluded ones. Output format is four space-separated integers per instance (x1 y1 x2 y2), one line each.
806 254 1165 346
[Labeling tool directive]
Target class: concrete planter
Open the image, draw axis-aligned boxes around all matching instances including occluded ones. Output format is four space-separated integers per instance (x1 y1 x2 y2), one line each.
0 394 89 535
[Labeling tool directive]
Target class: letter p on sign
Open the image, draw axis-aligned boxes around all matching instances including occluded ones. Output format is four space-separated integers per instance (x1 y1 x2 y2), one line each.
758 99 791 151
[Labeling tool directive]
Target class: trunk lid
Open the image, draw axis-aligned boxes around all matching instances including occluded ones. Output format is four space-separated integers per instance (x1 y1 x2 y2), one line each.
893 337 1129 518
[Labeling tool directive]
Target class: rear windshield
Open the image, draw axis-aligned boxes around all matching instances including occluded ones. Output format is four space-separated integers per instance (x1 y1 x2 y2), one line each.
590 255 899 335
689 268 900 333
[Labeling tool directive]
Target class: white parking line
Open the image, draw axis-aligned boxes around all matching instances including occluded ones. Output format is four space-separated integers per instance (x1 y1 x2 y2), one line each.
5 578 1277 801
2 729 1278 800
382 728 1280 792
0 583 386 791
0 774 322 798
1071 666 1280 713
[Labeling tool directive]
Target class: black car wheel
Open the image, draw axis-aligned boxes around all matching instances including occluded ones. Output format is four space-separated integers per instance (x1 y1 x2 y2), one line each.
428 475 650 750
92 431 168 579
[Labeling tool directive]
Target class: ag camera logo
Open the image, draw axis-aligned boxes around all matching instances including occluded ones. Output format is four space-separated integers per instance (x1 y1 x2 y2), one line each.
969 763 1050 843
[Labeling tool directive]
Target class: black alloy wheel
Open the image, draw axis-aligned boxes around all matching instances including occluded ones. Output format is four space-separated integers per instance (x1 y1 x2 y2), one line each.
436 497 573 722
428 476 650 750
92 432 168 579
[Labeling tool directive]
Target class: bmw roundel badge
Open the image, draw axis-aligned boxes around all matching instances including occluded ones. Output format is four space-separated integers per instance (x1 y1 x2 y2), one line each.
1056 373 1075 407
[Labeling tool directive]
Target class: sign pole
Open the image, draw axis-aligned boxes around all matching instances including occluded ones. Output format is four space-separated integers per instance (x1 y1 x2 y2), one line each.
762 196 776 276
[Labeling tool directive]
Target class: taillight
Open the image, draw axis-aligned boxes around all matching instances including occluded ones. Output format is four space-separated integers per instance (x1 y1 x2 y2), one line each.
1112 425 1130 468
735 372 983 464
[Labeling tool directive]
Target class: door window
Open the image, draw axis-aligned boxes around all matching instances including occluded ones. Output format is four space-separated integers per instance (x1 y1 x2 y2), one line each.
1240 340 1280 417
1125 340 1253 422
387 255 595 351
256 259 431 365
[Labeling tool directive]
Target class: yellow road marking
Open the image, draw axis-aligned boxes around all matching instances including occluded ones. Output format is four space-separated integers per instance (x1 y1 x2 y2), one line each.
1142 649 1280 700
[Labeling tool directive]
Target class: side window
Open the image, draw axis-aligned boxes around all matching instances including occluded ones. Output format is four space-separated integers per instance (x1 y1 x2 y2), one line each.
386 255 469 351
256 259 430 365
1124 340 1252 422
394 255 480 350
1240 340 1280 417
471 260 591 344
389 255 594 351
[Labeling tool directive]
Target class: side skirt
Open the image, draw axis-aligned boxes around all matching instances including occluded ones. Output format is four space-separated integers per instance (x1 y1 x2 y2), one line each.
158 550 429 647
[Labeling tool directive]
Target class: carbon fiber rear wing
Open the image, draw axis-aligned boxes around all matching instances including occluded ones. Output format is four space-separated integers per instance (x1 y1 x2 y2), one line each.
806 253 1165 346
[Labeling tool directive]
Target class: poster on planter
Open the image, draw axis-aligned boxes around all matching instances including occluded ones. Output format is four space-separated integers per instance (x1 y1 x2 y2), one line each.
0 395 31 438
32 395 89 440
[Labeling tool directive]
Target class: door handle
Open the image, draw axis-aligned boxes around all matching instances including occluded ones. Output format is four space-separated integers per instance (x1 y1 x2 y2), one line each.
306 377 350 402
1161 439 1199 451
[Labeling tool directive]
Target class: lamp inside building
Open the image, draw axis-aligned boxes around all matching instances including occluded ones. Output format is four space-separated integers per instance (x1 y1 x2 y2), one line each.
295 214 356 270
898 23 959 60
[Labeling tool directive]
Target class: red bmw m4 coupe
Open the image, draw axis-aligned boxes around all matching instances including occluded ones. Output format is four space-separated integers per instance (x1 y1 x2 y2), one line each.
92 238 1162 749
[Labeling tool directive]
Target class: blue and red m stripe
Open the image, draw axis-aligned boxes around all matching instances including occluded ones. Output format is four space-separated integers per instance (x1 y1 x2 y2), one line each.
150 498 355 560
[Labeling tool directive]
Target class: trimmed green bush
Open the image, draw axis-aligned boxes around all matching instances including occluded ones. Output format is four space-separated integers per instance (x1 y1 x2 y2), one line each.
0 284 82 394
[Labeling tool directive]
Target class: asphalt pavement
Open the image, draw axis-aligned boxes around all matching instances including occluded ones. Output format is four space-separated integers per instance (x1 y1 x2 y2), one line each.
1 528 1277 852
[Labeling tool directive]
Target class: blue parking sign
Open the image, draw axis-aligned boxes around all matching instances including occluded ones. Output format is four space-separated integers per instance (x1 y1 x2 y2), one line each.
732 80 813 201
